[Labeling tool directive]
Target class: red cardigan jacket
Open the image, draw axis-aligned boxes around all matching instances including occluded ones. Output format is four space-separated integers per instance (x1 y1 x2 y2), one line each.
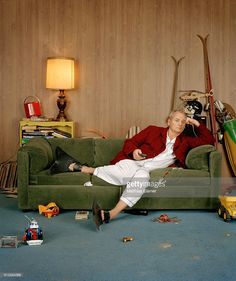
111 124 215 167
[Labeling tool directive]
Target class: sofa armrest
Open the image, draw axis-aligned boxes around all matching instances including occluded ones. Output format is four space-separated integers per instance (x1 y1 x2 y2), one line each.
19 137 53 174
185 145 216 171
209 150 222 178
17 138 53 209
17 149 30 209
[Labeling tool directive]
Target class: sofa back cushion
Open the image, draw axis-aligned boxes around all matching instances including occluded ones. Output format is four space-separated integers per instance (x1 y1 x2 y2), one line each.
94 139 124 166
48 138 95 167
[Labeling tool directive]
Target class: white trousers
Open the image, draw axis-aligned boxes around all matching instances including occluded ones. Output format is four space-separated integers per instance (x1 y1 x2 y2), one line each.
94 159 150 207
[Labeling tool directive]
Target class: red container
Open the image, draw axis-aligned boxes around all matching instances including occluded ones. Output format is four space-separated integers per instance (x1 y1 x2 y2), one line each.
24 96 42 118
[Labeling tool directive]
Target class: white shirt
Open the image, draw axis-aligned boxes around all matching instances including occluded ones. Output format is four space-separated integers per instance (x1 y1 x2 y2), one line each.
136 134 176 172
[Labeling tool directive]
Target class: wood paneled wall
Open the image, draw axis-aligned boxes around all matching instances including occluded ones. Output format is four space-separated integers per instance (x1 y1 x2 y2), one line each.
0 0 235 176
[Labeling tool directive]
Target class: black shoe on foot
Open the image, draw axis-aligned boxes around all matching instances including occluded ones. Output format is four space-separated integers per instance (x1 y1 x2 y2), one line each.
92 199 110 230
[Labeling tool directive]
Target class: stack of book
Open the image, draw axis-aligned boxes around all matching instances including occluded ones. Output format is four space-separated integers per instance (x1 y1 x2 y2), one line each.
51 129 72 138
22 125 72 144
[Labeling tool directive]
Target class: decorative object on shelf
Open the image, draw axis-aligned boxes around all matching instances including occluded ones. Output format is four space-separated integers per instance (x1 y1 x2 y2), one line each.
24 96 42 118
46 57 75 121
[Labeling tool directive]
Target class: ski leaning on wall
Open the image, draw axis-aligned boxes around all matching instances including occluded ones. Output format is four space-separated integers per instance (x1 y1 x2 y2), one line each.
170 56 185 111
197 34 218 146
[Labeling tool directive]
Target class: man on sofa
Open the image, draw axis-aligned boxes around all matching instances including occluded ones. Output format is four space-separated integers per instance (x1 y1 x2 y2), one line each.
69 110 215 228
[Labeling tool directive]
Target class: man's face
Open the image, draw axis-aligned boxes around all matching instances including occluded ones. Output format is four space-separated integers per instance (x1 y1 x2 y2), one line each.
167 112 187 135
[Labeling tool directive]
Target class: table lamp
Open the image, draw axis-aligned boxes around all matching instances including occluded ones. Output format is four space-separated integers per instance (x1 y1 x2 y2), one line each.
46 57 75 121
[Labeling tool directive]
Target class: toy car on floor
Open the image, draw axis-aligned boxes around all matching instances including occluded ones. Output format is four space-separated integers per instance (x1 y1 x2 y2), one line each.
218 194 236 222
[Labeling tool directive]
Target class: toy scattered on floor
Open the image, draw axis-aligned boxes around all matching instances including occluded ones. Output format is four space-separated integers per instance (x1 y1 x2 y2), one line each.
218 193 236 222
0 236 18 248
152 214 181 223
159 242 173 249
75 211 89 220
38 202 59 218
122 236 134 243
22 216 43 246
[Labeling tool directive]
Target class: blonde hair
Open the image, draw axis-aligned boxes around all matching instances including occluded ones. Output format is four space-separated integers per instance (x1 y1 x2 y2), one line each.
168 109 187 119
166 109 187 123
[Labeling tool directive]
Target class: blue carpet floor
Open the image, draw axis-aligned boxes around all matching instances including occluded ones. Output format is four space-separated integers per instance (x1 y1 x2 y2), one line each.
1 194 236 281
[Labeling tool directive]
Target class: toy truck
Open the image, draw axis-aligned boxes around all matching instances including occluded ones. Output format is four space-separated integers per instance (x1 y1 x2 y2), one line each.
218 194 236 222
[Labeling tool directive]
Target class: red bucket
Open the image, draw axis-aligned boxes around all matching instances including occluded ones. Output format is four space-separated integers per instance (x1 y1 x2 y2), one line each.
24 96 42 118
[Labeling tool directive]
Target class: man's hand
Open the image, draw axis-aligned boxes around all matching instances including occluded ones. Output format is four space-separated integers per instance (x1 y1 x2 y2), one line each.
186 117 200 127
133 149 146 160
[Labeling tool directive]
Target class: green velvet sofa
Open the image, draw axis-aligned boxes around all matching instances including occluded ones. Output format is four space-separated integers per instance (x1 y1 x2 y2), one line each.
17 137 222 211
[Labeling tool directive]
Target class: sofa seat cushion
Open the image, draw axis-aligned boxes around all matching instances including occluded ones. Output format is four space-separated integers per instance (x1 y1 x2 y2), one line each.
30 170 91 185
150 168 211 187
91 167 210 187
91 175 123 187
27 184 121 210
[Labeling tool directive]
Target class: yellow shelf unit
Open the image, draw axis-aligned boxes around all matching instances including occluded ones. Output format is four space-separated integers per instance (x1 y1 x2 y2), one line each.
19 120 75 146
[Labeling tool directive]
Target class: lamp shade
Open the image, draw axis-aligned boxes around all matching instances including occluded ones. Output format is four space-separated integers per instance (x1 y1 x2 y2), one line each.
46 57 75 90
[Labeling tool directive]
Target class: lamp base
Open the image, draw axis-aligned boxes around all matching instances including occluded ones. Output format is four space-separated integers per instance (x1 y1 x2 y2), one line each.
56 90 67 121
